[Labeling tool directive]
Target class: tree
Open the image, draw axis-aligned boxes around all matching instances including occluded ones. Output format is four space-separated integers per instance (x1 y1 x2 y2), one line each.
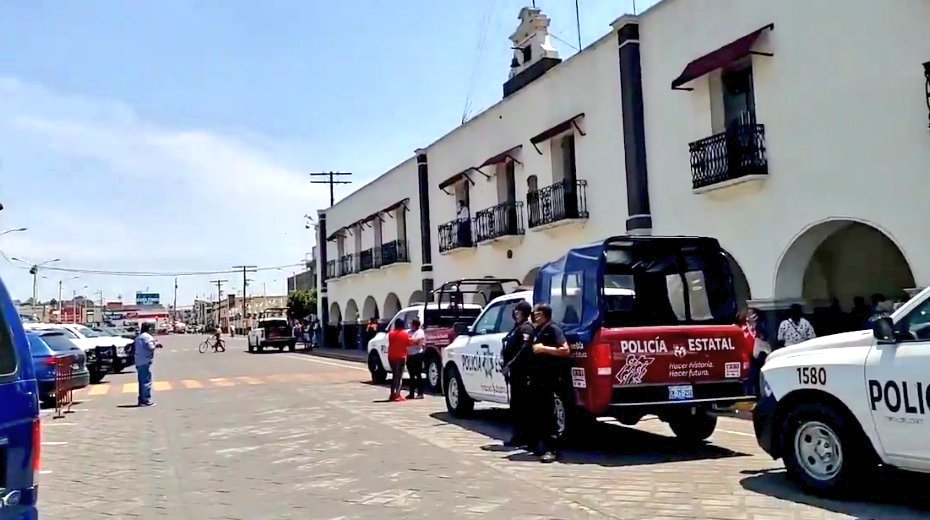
287 289 317 321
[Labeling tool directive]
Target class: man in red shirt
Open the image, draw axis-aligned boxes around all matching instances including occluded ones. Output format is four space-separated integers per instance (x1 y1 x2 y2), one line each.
387 319 412 401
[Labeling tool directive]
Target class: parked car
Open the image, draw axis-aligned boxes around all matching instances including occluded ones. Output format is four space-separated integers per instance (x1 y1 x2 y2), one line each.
23 324 113 384
93 325 135 340
0 273 41 519
248 317 296 353
60 324 133 373
26 331 89 408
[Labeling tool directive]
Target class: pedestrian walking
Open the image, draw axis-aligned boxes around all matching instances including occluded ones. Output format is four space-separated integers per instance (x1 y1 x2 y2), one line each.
777 304 816 348
405 318 426 399
525 303 570 463
500 300 535 448
134 322 158 407
387 319 412 402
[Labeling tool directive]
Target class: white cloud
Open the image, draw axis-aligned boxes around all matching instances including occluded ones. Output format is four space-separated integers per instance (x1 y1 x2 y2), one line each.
0 77 325 301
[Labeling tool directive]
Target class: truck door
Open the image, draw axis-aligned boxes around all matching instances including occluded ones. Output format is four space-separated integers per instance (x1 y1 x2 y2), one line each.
460 299 514 402
865 296 930 471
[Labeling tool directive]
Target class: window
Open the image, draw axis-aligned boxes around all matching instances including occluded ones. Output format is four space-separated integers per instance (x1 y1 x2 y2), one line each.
896 298 930 341
550 135 577 185
472 303 505 335
561 272 583 324
711 61 756 133
0 316 16 376
424 307 482 328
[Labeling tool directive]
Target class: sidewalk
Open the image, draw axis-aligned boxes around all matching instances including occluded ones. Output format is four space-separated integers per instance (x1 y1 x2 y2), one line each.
298 346 367 363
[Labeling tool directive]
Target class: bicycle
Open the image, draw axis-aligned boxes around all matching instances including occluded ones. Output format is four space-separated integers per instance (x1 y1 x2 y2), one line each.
198 336 226 354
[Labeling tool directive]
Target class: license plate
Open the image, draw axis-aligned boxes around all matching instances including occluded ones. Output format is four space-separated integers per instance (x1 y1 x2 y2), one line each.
668 385 694 401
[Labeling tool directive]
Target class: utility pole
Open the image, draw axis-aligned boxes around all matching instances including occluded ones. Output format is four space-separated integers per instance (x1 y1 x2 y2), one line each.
58 280 63 323
232 266 257 333
210 279 227 332
309 171 352 207
172 277 178 330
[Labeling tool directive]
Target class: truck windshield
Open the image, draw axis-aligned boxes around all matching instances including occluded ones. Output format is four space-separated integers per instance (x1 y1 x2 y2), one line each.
602 242 736 327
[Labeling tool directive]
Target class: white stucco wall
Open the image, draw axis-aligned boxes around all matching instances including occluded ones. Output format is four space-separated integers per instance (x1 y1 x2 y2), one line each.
640 0 930 302
425 30 628 287
321 157 424 323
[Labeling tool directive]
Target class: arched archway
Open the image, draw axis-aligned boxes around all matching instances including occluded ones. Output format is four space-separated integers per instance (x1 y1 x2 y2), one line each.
522 266 540 287
344 299 359 323
408 290 425 306
775 219 915 311
328 302 342 325
383 293 402 318
362 296 379 321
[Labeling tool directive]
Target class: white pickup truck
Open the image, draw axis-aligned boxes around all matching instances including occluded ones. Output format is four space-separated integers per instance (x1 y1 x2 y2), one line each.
247 317 296 353
754 286 930 494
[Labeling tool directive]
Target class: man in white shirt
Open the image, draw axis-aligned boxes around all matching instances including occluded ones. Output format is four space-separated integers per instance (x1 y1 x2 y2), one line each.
405 318 427 399
777 304 816 348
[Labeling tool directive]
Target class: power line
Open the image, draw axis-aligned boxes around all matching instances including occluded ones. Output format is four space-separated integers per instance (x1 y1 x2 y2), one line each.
309 171 352 207
7 262 304 278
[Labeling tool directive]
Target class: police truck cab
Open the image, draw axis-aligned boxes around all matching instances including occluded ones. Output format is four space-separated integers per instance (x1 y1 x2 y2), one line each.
754 286 930 494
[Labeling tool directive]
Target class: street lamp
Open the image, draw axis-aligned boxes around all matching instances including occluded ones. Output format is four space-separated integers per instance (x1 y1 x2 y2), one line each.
12 257 60 320
0 227 27 238
58 276 80 323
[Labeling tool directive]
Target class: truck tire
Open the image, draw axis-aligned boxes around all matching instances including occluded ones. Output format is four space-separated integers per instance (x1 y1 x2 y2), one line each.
368 351 387 384
668 410 717 444
444 367 474 418
425 355 442 393
89 369 106 385
781 402 868 495
112 359 123 374
248 341 254 353
287 342 296 352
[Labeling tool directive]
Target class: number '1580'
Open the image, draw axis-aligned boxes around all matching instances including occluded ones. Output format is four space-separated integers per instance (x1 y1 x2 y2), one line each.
796 367 826 385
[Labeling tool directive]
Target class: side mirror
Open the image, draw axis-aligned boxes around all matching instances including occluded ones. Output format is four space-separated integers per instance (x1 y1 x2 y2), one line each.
873 317 896 344
453 322 471 336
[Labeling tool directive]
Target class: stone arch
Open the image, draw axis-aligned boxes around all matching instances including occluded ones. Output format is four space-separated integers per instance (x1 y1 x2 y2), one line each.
328 302 342 325
344 299 359 323
522 266 540 287
362 296 379 321
408 290 425 306
774 219 915 309
383 292 402 318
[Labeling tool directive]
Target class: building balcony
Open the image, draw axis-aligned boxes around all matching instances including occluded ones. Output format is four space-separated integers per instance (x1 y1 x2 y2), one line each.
527 179 589 230
473 201 524 243
358 248 374 272
376 239 409 267
438 219 474 254
325 260 338 280
689 123 768 192
338 254 357 277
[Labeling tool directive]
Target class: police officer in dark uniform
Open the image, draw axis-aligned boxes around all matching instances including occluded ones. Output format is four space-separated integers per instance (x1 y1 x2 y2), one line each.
500 300 535 448
526 302 570 463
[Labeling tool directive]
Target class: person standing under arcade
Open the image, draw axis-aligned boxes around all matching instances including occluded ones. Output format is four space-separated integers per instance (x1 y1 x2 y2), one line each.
526 302 571 463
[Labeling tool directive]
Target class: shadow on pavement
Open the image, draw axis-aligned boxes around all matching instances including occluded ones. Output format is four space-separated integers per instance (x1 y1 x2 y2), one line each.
431 408 750 468
740 467 930 519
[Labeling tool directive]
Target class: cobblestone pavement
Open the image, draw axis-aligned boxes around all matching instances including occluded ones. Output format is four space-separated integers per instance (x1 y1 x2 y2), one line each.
40 335 930 519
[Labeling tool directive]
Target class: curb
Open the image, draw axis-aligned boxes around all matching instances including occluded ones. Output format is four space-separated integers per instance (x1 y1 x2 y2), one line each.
297 348 366 364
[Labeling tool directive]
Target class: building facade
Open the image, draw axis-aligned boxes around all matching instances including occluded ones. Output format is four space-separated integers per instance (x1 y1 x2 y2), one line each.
316 0 930 346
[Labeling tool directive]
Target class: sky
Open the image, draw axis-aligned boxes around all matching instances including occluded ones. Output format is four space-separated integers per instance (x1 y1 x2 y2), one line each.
0 0 657 306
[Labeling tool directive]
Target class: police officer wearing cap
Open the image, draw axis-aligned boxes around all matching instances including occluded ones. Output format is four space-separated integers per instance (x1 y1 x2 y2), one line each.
500 300 535 448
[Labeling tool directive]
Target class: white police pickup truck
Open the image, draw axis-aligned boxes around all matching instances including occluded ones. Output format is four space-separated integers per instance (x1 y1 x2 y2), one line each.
754 286 930 494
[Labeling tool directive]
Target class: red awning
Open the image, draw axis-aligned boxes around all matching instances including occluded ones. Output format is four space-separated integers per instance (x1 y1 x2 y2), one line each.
478 146 522 168
530 114 585 145
438 169 474 190
671 24 774 90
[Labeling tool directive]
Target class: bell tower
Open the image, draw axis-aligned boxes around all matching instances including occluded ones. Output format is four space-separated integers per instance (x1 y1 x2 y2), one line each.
503 7 562 98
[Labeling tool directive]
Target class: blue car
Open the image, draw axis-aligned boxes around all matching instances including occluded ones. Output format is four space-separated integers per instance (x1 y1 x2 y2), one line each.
26 331 89 408
0 277 40 519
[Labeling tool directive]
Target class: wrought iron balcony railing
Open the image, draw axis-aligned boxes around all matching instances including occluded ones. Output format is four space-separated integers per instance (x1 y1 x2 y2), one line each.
325 260 338 279
438 218 474 253
376 240 409 267
689 123 767 190
473 201 524 242
358 248 374 272
527 179 588 229
338 254 357 276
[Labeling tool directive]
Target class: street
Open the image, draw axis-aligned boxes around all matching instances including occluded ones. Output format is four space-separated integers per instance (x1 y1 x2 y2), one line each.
40 335 929 520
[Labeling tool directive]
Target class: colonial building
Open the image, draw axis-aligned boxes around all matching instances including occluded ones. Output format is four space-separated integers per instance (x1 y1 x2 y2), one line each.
316 0 930 346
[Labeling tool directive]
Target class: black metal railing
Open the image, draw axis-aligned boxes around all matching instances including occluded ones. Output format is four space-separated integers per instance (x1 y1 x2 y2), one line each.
325 260 338 279
358 248 374 272
689 123 767 190
438 218 473 253
338 254 356 276
474 201 524 242
376 240 409 267
527 179 588 229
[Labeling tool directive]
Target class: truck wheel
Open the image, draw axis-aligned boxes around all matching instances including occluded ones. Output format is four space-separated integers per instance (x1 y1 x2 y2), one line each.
248 342 254 353
668 410 717 444
444 367 474 418
287 342 296 352
425 356 442 393
112 360 123 374
89 369 106 385
257 345 264 353
781 402 868 495
368 351 387 384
